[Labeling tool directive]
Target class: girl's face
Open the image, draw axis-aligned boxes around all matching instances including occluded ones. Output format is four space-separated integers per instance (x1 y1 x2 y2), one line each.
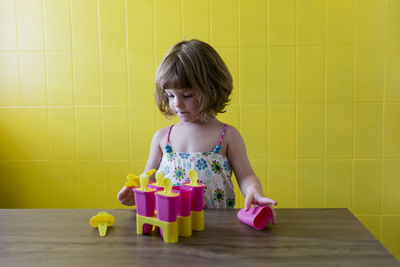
165 88 201 122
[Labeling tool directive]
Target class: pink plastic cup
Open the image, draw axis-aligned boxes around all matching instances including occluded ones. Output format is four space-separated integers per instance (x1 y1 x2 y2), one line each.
237 206 273 231
172 186 192 217
134 188 157 234
156 193 179 222
148 182 163 191
183 183 205 212
133 188 156 217
148 183 164 208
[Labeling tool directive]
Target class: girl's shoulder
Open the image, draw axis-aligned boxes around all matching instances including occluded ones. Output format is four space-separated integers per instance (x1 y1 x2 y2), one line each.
224 124 242 142
155 125 171 136
152 125 171 146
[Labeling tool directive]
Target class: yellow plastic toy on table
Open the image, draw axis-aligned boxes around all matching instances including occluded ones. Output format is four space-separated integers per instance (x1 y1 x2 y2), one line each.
90 211 115 237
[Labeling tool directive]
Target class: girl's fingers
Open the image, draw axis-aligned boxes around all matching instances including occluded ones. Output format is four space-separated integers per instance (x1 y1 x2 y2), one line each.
117 186 133 201
121 199 135 206
244 195 254 210
270 206 277 225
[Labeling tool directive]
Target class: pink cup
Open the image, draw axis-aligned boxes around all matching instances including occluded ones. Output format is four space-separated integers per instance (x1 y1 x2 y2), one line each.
183 183 205 212
133 188 156 217
237 206 273 231
148 182 163 191
156 193 179 222
148 183 164 208
172 186 192 217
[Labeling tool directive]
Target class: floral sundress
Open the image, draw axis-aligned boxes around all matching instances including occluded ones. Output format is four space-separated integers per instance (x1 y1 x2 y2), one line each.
158 124 235 208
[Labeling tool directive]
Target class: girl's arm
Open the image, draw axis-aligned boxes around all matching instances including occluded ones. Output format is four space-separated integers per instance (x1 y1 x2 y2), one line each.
117 129 164 206
226 126 277 210
143 129 164 182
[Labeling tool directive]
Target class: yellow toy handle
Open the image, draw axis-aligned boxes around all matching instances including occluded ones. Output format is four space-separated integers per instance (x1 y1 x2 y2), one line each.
125 169 155 189
145 169 156 177
155 170 165 186
125 173 140 187
188 169 198 186
162 177 173 196
140 174 149 191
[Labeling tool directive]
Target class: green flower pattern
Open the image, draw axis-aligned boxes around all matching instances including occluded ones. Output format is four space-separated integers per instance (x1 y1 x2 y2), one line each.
211 160 222 174
226 198 235 208
173 166 186 181
214 189 225 202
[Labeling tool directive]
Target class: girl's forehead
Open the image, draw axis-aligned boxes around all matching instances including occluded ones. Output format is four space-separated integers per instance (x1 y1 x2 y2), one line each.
165 88 195 92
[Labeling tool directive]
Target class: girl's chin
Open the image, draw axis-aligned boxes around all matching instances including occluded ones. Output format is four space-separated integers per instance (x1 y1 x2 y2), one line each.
177 114 199 122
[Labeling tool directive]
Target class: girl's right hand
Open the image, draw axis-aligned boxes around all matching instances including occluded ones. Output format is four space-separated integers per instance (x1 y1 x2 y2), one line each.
117 186 135 206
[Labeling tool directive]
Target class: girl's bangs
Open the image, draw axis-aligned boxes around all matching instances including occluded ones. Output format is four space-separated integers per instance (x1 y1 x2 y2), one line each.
160 61 192 90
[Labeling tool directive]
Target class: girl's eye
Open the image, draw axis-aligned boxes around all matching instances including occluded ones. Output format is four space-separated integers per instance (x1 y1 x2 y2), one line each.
183 94 194 98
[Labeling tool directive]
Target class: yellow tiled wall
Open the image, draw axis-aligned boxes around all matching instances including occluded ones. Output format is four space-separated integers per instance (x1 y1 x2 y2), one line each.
0 0 399 259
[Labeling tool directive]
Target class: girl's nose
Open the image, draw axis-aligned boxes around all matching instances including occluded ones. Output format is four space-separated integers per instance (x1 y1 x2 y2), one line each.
175 96 184 108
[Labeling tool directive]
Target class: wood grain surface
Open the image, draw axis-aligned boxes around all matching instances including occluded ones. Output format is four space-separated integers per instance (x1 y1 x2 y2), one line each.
0 208 398 266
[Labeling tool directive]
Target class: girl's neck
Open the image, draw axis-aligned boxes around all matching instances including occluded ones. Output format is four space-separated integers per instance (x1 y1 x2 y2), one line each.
176 117 219 127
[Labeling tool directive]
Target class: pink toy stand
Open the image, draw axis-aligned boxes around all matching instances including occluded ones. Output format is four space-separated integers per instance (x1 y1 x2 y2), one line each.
237 206 273 231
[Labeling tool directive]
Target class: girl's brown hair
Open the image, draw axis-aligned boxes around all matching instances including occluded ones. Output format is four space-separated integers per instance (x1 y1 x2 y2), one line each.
155 39 233 122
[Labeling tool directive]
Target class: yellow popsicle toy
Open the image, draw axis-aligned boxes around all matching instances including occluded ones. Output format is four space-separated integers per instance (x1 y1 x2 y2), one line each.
90 211 115 237
125 173 140 187
124 169 155 188
139 174 150 191
162 177 175 196
144 169 156 177
188 169 199 186
155 170 165 186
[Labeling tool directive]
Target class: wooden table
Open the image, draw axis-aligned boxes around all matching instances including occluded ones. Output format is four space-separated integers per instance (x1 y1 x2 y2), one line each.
0 209 398 266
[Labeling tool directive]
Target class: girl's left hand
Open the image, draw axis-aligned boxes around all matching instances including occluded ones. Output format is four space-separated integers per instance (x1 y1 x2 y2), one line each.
244 193 277 211
244 193 278 225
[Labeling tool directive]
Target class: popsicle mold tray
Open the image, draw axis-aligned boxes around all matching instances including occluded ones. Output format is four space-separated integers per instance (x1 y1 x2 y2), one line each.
133 171 205 244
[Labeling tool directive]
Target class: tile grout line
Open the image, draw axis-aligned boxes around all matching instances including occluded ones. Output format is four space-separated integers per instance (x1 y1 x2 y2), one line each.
323 0 327 208
379 0 388 241
236 0 244 208
124 0 133 172
3 42 398 53
96 0 106 207
209 0 211 43
294 0 298 208
266 0 270 198
153 0 158 143
14 0 23 162
41 0 52 202
14 0 22 108
68 0 80 208
351 0 356 216
180 0 184 39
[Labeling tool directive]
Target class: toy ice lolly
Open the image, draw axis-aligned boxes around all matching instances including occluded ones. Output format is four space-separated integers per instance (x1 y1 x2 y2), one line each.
183 169 205 231
237 206 274 231
90 211 115 237
133 169 205 243
148 170 165 191
156 178 179 222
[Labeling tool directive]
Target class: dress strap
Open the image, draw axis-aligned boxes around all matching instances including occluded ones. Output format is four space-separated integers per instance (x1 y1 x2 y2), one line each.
165 125 174 153
213 123 227 153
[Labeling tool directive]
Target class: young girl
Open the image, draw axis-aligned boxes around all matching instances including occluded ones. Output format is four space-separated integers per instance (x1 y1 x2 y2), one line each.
118 39 277 211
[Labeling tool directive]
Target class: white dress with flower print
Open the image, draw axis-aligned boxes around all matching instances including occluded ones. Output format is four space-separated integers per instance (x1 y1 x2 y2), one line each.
158 124 235 209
